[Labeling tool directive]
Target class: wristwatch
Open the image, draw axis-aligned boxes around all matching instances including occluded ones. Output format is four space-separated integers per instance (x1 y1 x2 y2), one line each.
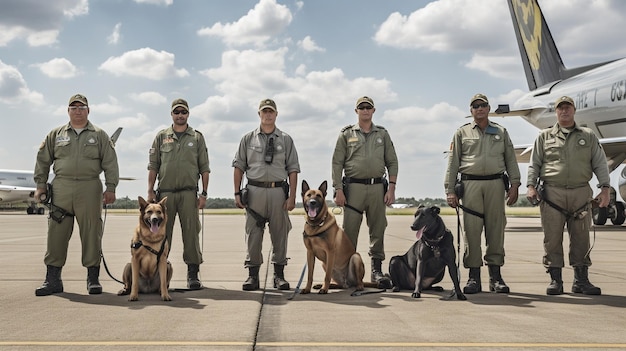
200 190 207 197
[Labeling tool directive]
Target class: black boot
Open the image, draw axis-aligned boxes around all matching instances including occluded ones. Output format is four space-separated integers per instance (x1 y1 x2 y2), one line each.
86 266 102 294
273 264 290 290
187 264 203 290
35 265 64 296
572 266 601 295
463 267 481 294
546 267 563 295
243 266 260 291
488 265 510 293
371 258 392 289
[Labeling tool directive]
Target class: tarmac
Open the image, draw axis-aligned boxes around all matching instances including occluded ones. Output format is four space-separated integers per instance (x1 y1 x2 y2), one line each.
1 210 625 351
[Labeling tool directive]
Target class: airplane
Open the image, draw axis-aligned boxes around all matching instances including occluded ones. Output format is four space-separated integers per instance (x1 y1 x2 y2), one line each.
494 0 626 225
0 127 126 215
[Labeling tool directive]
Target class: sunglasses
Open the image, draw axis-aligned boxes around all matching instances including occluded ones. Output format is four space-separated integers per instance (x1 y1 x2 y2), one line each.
472 102 489 109
172 110 189 115
357 106 373 110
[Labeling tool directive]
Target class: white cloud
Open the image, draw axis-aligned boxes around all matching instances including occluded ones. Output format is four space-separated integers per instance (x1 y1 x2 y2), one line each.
298 36 325 52
98 47 189 80
133 0 173 5
32 58 78 79
129 91 167 105
0 60 44 105
107 23 122 45
197 0 292 47
63 0 89 18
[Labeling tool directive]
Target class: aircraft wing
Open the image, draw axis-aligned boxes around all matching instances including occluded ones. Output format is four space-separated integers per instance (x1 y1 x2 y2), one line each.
0 184 35 203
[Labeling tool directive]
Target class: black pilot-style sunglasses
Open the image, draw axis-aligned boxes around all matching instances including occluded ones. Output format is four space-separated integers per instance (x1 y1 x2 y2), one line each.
471 102 489 109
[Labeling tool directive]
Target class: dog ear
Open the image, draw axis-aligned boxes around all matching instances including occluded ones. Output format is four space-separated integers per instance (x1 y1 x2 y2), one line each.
158 196 168 208
138 196 148 209
319 180 327 197
432 206 440 215
301 180 310 196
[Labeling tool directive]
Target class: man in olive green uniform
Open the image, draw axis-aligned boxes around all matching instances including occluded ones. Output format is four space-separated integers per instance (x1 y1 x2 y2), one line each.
233 98 300 291
445 93 520 294
147 98 210 290
332 96 398 288
34 93 119 296
527 96 610 296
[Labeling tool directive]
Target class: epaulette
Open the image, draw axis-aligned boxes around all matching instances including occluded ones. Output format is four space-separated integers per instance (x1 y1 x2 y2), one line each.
195 129 203 136
375 125 386 130
341 125 354 132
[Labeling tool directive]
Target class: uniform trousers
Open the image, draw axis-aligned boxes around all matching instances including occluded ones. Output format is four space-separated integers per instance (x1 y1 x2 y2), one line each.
343 182 387 260
540 184 593 268
160 190 203 265
461 178 506 267
44 178 103 268
244 185 291 267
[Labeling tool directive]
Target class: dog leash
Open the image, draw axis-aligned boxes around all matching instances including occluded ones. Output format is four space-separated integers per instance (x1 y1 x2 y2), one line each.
454 207 463 285
287 263 307 300
100 204 124 284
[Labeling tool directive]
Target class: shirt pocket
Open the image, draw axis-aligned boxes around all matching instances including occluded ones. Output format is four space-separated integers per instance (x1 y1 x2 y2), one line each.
53 141 71 158
544 143 561 163
82 143 100 159
461 138 479 156
160 142 175 162
489 135 505 156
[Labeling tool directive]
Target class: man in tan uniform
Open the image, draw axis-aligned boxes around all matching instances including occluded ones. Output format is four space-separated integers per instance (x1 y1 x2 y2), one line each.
34 93 119 296
148 98 210 290
233 98 300 291
332 96 398 288
445 93 520 294
526 95 610 296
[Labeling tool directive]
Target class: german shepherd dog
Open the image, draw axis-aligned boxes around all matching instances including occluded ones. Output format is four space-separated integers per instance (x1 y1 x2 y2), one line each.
388 206 466 300
117 196 172 301
301 180 380 294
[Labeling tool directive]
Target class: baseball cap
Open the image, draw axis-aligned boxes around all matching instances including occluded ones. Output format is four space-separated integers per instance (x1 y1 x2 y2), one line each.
68 94 88 106
355 96 374 108
258 98 277 112
469 93 489 105
171 98 189 112
555 96 575 108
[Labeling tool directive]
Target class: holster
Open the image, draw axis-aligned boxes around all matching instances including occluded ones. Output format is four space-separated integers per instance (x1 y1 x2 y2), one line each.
282 182 289 200
454 175 464 200
43 183 74 223
383 178 389 196
241 187 249 206
341 177 349 201
502 173 510 192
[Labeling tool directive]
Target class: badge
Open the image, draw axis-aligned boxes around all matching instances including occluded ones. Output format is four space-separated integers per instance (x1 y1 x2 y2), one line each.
55 136 70 143
494 135 501 140
187 142 194 147
163 137 174 144
348 137 358 143
578 139 586 146
149 148 155 155
276 144 283 151
88 138 96 144
376 137 382 144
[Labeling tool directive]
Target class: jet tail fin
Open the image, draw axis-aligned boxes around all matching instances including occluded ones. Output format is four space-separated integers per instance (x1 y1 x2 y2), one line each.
507 0 613 90
110 127 123 144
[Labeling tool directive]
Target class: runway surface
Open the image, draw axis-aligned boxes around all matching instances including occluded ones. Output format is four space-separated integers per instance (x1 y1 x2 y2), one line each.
1 211 625 350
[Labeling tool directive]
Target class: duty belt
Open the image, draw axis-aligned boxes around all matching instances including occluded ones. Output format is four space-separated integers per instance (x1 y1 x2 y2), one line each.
157 186 197 193
247 180 287 188
460 173 503 181
344 177 384 185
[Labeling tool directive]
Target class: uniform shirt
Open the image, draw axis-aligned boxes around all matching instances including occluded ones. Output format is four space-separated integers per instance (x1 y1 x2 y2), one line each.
232 126 300 181
148 126 210 191
34 121 119 192
444 120 520 194
332 124 399 191
527 123 610 188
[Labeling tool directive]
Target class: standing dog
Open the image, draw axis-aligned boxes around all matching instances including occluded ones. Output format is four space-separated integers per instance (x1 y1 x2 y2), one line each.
389 206 466 300
301 180 380 294
117 196 172 301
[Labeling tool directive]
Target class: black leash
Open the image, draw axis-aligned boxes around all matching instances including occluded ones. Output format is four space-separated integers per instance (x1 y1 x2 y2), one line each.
458 204 484 219
287 263 307 300
344 203 363 215
100 205 124 284
454 207 463 284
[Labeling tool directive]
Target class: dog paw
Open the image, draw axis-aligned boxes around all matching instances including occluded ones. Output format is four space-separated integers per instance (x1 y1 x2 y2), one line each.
318 289 328 294
392 286 400 292
411 292 421 298
117 288 129 296
300 289 310 294
128 295 139 302
162 294 172 301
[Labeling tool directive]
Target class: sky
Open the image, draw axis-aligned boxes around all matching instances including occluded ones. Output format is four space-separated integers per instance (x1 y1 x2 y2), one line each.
2 0 626 201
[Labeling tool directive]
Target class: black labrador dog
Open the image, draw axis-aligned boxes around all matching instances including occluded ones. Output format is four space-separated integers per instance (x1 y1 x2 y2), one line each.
388 206 466 300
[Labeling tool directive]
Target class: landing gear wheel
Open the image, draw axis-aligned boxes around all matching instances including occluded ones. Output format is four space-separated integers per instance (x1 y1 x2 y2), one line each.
611 202 625 225
37 207 45 215
27 207 34 215
592 207 608 225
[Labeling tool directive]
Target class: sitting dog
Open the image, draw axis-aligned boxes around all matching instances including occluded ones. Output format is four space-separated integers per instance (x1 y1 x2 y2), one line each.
117 196 172 301
388 206 466 300
301 180 382 294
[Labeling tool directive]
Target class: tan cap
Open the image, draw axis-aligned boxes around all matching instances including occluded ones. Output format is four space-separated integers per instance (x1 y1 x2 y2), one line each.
355 96 374 108
470 93 488 105
258 98 277 112
171 98 189 112
68 94 88 106
555 95 575 108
